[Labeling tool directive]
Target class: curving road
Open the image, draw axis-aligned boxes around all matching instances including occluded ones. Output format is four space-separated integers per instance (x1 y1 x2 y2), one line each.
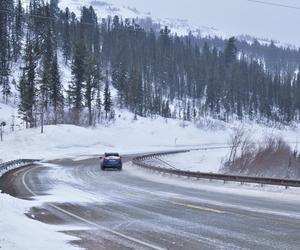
1 154 300 250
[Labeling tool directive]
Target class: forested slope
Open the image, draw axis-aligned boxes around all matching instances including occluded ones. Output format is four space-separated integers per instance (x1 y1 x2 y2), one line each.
1 0 300 128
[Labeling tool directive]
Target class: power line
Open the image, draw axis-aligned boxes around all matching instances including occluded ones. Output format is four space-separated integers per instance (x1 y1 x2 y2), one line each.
248 0 300 10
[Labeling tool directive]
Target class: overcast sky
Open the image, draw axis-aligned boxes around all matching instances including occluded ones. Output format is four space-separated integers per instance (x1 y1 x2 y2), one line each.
107 0 300 46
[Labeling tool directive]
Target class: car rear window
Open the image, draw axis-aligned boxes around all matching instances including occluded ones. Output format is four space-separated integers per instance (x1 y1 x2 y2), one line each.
105 153 119 157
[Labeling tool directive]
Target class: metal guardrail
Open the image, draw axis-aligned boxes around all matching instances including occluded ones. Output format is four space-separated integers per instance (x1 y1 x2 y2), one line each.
133 151 300 188
0 159 40 178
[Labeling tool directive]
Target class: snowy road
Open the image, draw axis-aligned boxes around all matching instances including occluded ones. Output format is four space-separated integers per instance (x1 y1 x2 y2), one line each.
1 155 300 250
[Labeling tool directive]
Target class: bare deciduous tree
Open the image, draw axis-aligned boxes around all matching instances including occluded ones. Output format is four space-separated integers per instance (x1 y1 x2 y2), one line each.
223 132 300 179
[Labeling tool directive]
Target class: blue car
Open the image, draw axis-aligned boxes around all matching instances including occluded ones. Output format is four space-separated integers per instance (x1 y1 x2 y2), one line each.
100 153 123 171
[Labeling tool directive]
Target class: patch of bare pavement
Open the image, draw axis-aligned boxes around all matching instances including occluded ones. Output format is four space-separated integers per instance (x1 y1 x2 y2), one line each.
1 155 300 250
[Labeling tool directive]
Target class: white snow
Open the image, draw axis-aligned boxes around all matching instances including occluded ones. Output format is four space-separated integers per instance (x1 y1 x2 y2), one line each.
0 193 82 250
1 107 300 167
0 109 227 162
58 0 149 20
152 120 300 173
158 148 229 173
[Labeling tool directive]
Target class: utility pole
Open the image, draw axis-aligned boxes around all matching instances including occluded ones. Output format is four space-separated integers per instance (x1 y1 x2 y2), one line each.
0 122 6 142
41 111 44 134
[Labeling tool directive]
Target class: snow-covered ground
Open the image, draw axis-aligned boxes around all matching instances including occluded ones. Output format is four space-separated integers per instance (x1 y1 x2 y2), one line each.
0 194 82 250
1 105 300 165
0 109 229 162
159 148 229 173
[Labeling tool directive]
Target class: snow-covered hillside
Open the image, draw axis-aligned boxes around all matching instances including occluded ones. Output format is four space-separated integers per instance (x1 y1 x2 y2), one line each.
58 0 221 37
0 109 227 162
55 0 295 46
1 103 300 173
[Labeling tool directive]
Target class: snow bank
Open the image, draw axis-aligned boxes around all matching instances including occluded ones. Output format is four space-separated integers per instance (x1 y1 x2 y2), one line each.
1 108 300 166
0 110 230 162
0 193 82 250
156 121 300 173
159 148 229 173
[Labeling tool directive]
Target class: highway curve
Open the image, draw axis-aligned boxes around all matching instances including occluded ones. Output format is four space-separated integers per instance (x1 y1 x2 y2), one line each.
1 154 300 250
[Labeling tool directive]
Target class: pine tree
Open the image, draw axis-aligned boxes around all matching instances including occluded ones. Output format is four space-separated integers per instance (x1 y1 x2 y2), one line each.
12 0 24 62
84 55 98 126
112 61 128 107
68 42 87 124
128 67 144 116
18 34 37 128
39 19 57 122
50 0 59 17
0 0 12 103
95 84 102 123
224 37 237 66
186 101 191 121
94 62 103 123
49 53 64 124
62 8 71 64
103 77 112 120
